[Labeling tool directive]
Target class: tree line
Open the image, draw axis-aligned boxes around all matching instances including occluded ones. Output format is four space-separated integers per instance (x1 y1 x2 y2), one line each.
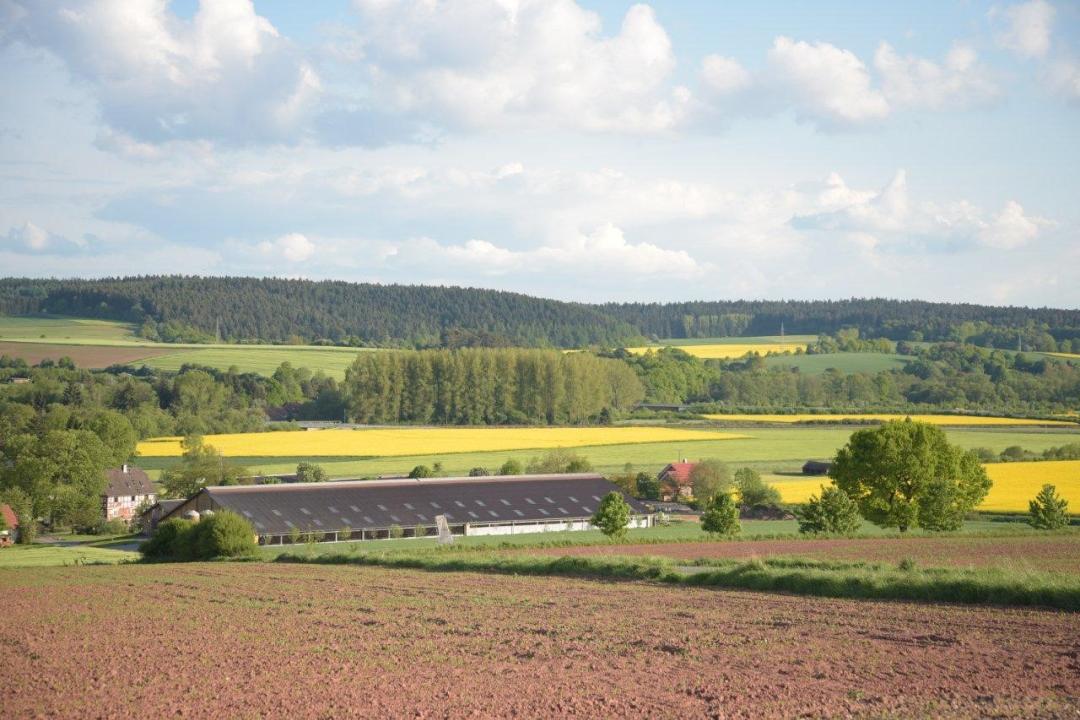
344 348 644 425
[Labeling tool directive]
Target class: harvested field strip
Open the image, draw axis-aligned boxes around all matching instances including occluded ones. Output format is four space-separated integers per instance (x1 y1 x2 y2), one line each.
0 341 172 368
136 426 745 458
533 534 1080 574
701 413 1076 426
626 342 808 359
4 563 1078 718
276 551 1080 611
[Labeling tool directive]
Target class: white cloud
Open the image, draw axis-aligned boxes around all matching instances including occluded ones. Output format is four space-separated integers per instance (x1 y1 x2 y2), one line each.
349 0 688 132
11 221 49 251
993 0 1056 59
260 232 316 262
765 36 890 128
1046 58 1080 100
874 43 999 109
977 200 1051 248
701 54 751 96
6 0 320 144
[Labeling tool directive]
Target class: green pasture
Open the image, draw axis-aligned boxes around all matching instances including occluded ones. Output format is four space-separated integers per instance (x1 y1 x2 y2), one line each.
764 352 909 374
0 544 139 569
136 425 1080 481
0 315 137 343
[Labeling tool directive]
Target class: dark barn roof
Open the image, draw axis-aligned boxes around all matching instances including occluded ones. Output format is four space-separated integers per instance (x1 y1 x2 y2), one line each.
104 466 154 497
164 474 650 537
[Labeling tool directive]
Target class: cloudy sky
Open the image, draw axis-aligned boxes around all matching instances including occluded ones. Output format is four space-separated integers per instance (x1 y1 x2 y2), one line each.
1 0 1078 306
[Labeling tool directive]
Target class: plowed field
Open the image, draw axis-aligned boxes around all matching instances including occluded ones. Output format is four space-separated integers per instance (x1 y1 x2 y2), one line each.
537 534 1080 574
2 563 1077 719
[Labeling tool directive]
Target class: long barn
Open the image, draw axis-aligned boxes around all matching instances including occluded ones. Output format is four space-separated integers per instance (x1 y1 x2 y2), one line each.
160 473 653 545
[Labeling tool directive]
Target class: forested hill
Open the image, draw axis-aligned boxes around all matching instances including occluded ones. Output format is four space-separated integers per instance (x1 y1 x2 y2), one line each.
0 276 1077 348
0 277 639 348
604 299 1080 345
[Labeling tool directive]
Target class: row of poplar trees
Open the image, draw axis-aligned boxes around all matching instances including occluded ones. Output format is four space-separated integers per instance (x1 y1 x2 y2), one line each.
344 349 644 425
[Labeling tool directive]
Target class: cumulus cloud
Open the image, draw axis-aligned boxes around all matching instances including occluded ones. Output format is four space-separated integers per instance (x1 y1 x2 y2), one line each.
977 200 1052 248
765 36 889 128
992 0 1056 59
260 232 316 262
348 0 688 132
0 220 93 254
701 54 751 96
5 0 320 144
874 43 999 109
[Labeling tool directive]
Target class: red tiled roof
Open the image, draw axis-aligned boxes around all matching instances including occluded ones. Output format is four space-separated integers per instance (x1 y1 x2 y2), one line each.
0 503 17 529
104 466 155 497
659 462 695 485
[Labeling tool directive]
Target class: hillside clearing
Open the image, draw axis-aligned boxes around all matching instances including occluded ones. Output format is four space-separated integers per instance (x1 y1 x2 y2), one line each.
701 413 1075 426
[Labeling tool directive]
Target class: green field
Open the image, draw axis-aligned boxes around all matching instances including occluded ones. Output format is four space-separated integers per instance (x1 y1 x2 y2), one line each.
0 544 139 569
0 315 371 378
764 352 908 374
136 425 1080 480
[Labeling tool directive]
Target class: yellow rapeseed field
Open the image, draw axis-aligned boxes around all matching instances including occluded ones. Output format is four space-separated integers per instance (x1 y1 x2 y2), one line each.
770 461 1080 513
702 413 1075 427
137 427 746 459
626 343 808 360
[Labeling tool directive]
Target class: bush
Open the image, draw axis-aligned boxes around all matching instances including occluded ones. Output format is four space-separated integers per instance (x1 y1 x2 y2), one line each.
140 518 196 560
526 448 592 474
388 524 404 539
498 459 523 475
191 511 258 559
700 493 740 537
795 485 862 535
295 462 327 483
94 518 130 536
468 467 491 477
408 465 433 479
591 492 631 540
1029 484 1070 530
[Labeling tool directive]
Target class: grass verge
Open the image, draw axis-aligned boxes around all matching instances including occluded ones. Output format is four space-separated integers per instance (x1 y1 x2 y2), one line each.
273 550 1080 611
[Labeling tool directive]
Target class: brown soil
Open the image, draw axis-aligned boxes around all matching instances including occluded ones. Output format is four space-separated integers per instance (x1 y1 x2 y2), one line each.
1 563 1078 718
0 341 172 368
537 534 1080 573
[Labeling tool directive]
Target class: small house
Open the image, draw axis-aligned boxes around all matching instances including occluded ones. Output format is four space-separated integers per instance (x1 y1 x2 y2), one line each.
102 465 156 522
802 460 832 476
0 503 19 546
657 461 696 501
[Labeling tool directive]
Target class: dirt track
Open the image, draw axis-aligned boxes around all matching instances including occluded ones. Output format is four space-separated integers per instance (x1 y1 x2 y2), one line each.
2 563 1078 718
535 534 1080 573
0 341 171 368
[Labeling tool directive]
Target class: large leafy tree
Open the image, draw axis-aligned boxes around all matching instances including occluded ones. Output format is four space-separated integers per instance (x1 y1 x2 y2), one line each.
592 491 631 540
160 436 248 499
690 459 730 502
700 492 740 537
830 420 991 532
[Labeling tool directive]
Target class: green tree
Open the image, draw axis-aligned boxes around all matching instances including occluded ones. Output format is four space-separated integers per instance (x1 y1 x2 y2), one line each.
0 488 34 544
192 511 258 559
1029 484 1070 530
295 462 327 483
830 420 991 532
408 465 433 479
591 491 631 540
86 410 138 466
160 436 248 499
734 467 781 507
690 459 730 501
635 472 661 501
794 485 862 535
526 448 592 474
700 492 740 537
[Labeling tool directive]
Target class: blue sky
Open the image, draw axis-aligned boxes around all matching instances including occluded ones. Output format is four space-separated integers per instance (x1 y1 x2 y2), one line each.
1 0 1077 306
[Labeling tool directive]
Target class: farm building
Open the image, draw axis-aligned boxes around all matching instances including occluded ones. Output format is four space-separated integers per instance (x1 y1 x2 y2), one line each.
138 499 184 535
802 460 833 476
657 461 696 500
0 503 19 545
159 473 653 545
102 465 156 522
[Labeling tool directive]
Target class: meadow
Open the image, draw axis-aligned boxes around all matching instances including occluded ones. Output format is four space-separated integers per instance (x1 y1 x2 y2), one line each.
0 544 139 568
763 351 908 374
701 413 1076 426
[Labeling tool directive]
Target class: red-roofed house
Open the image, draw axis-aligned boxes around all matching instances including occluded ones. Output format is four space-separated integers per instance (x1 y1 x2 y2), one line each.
657 461 696 501
102 465 156 523
0 503 19 546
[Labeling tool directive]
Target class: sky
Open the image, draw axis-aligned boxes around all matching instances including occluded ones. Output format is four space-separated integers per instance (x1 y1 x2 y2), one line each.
0 0 1078 307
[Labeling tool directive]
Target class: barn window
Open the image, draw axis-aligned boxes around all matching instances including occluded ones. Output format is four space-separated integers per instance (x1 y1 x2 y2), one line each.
403 503 414 510
544 497 555 504
272 510 283 516
363 516 375 525
524 498 535 504
475 500 486 507
328 506 338 513
454 501 466 508
430 502 441 509
513 510 524 517
389 514 400 523
592 496 602 502
557 507 569 515
312 519 323 527
582 506 592 514
377 504 389 511
417 513 427 521
443 512 454 520
300 508 311 515
340 518 352 526
284 520 296 528
568 496 578 503
468 511 479 519
499 499 511 506
488 511 499 518
538 508 549 516
241 510 253 518
350 505 361 512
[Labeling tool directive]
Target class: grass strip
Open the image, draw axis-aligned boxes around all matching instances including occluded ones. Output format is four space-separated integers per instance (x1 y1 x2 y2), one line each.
274 550 1080 611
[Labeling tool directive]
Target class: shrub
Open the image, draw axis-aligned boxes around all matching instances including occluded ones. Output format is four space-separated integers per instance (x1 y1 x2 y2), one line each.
1029 484 1070 530
526 448 592 474
295 462 327 483
408 465 433 479
94 518 130 536
700 492 740 537
794 485 862 535
140 518 196 560
498 459 523 475
468 467 491 477
388 524 404 539
591 492 631 541
191 511 258 559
